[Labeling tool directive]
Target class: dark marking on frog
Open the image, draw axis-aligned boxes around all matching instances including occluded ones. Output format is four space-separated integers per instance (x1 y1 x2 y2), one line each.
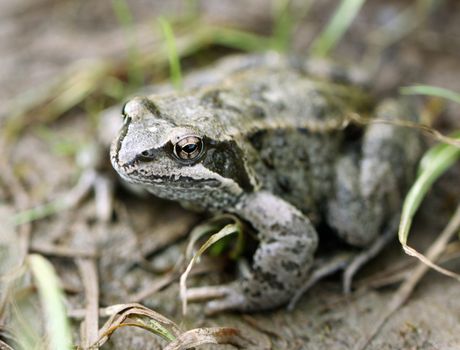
201 138 254 192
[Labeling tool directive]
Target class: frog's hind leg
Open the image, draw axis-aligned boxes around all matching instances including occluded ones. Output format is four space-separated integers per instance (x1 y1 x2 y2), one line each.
326 99 421 291
187 191 319 313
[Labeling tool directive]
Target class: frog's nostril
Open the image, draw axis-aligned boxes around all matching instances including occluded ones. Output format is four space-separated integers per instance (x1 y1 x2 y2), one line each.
137 149 156 161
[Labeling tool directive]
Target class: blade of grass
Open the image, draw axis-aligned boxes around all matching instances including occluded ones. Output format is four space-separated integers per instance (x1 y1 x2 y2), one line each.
11 199 67 227
401 85 460 105
28 254 72 350
180 223 241 315
111 0 143 87
310 0 367 57
200 25 273 52
158 18 183 90
271 0 316 52
399 139 460 246
271 0 293 52
185 214 242 259
399 85 460 245
418 131 460 174
95 303 181 347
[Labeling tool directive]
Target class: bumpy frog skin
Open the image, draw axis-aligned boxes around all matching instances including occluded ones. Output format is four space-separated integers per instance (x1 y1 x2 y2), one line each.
110 53 421 312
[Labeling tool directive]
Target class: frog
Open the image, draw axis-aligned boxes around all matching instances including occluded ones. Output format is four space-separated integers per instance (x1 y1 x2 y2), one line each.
110 52 422 313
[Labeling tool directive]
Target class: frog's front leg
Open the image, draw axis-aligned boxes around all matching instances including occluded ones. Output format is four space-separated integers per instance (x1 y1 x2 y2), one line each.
187 191 318 313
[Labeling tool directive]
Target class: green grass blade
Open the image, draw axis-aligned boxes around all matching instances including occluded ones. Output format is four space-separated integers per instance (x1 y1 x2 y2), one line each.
11 199 67 226
111 0 133 28
271 0 293 52
180 223 240 314
310 0 367 57
399 140 460 245
400 85 460 105
28 254 72 350
209 27 273 52
418 131 460 174
159 18 183 90
112 0 143 88
125 316 177 342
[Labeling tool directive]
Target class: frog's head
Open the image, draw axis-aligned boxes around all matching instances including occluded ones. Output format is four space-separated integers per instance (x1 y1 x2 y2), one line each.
110 97 253 207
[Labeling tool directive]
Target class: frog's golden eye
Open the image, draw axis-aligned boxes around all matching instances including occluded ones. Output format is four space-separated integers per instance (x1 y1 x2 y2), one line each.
173 136 203 161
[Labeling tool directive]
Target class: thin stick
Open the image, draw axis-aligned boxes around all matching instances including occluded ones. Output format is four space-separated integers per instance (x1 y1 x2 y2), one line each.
76 257 100 349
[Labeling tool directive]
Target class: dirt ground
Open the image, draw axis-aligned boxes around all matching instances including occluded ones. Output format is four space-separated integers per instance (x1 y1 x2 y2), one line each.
1 1 460 349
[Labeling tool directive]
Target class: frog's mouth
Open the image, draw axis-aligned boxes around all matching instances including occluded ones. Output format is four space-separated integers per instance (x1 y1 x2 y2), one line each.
129 171 221 188
112 160 222 190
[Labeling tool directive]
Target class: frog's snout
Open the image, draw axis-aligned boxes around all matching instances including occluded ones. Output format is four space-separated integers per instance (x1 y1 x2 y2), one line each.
122 96 161 121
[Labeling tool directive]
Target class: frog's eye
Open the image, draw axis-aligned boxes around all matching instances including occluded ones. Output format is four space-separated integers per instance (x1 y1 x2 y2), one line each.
173 136 203 161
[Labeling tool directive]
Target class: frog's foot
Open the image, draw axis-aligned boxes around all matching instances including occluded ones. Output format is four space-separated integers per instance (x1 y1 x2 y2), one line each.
342 219 397 293
186 283 248 314
287 252 353 311
288 219 398 310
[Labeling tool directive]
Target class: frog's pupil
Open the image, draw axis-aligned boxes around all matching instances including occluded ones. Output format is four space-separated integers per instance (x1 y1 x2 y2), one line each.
183 143 197 153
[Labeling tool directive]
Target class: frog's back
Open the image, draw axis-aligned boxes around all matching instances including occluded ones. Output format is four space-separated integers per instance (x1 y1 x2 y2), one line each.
192 54 372 218
196 54 371 136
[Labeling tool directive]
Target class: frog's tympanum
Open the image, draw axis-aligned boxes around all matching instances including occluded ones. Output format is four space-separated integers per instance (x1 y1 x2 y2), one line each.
111 53 421 313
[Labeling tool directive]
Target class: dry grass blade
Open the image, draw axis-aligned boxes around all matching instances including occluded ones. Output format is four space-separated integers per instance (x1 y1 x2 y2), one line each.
4 62 111 140
94 303 182 347
76 258 99 349
354 205 460 350
180 223 241 315
163 327 251 350
402 245 460 281
28 254 73 350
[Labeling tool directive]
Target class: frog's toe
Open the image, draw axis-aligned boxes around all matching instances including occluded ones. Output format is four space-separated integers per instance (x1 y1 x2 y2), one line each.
287 252 353 311
342 220 397 293
186 284 248 314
